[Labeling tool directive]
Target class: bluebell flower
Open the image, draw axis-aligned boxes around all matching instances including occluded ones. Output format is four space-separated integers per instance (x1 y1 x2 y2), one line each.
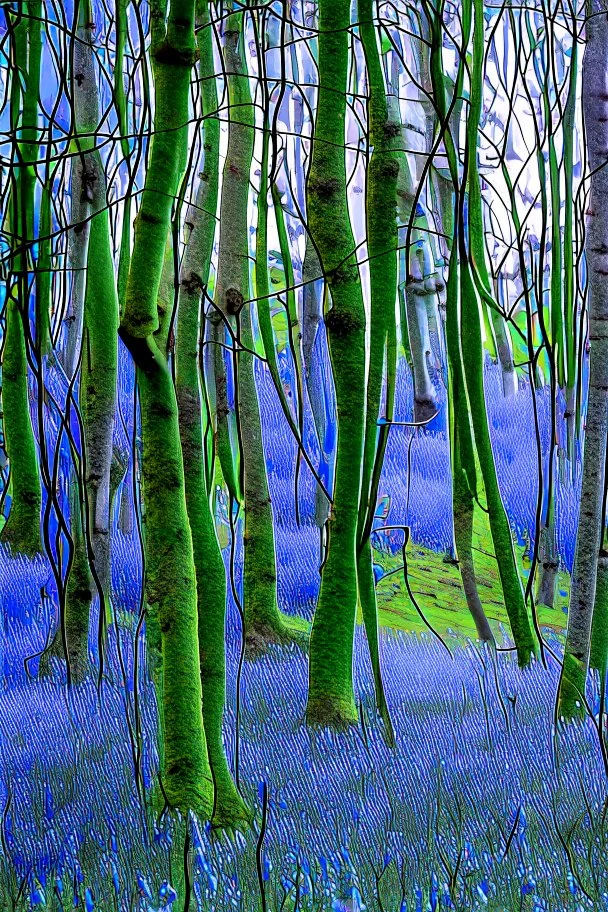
521 874 536 896
319 856 328 882
31 883 46 906
430 871 439 911
136 872 153 900
159 881 177 904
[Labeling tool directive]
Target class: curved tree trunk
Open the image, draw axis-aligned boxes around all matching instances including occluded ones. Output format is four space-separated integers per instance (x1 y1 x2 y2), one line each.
459 0 537 665
559 2 608 717
423 3 494 644
175 1 249 828
306 1 366 728
119 0 213 816
78 6 119 615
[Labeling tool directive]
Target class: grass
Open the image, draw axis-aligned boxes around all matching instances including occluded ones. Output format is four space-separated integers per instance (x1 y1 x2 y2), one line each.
372 508 569 642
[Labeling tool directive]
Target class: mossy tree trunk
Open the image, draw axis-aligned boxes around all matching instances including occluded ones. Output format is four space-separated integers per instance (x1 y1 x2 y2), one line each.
356 0 399 740
1 0 42 557
427 0 503 646
305 1 366 727
42 0 116 682
458 0 537 666
537 30 579 608
215 6 306 653
118 0 213 816
175 1 249 828
78 2 119 613
559 1 608 718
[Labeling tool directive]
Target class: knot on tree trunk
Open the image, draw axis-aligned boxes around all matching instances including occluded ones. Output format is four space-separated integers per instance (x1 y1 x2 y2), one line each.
377 158 400 180
154 41 199 68
382 120 401 139
324 307 365 338
225 287 244 315
309 177 340 200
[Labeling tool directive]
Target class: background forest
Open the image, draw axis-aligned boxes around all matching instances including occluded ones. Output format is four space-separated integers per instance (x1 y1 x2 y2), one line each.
1 0 608 909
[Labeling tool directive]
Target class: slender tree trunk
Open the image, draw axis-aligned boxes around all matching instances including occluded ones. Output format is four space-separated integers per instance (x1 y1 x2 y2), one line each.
590 552 608 679
36 178 52 359
119 0 213 816
294 6 331 539
459 0 537 665
301 246 331 535
1 1 42 556
559 3 608 717
175 2 249 827
78 7 119 609
41 1 117 679
306 1 366 727
536 510 559 610
427 3 494 643
406 274 439 423
216 7 306 651
563 38 579 457
62 481 94 681
538 28 580 604
447 253 494 644
356 0 399 740
64 0 99 379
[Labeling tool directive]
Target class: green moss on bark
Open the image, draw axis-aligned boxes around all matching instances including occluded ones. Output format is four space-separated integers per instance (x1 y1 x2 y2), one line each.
356 0 399 738
305 1 365 728
459 0 537 665
175 2 249 829
119 0 213 817
215 8 307 652
1 1 42 556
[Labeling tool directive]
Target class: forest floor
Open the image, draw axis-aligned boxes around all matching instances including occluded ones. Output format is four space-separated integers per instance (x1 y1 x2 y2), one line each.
1 628 605 912
373 510 569 642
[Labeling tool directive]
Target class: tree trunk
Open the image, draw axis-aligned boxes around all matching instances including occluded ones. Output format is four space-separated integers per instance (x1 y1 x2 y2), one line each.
559 3 608 718
356 0 400 740
427 3 494 644
216 7 306 652
119 0 213 816
175 2 249 828
78 8 119 610
1 1 42 556
305 1 365 728
459 0 537 665
590 553 608 679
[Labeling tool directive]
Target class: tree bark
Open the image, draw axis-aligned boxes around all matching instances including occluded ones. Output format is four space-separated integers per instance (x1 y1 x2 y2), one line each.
559 1 608 717
1 1 43 557
215 7 307 652
175 2 249 827
356 0 400 741
305 1 366 727
119 0 213 816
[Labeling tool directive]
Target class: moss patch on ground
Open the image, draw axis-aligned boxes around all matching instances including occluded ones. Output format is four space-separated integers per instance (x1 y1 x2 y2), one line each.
371 508 569 642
